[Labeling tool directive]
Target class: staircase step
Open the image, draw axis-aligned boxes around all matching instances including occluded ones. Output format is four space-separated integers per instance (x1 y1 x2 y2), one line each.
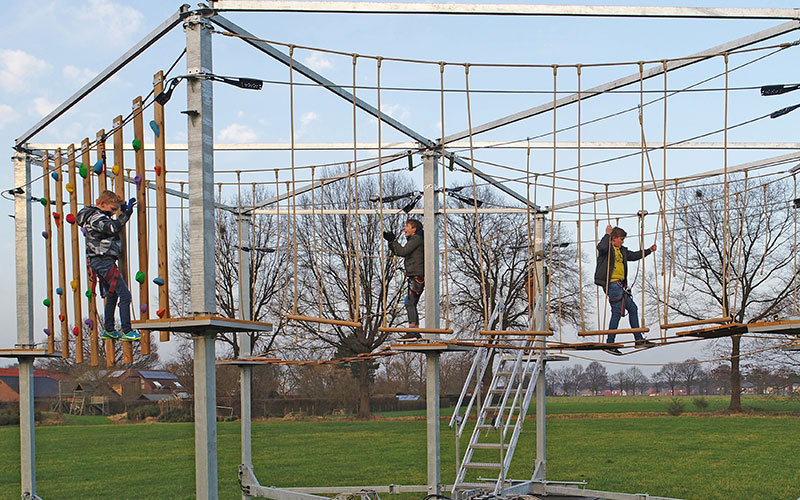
489 388 519 394
453 482 495 489
474 424 497 430
470 442 505 449
463 462 503 469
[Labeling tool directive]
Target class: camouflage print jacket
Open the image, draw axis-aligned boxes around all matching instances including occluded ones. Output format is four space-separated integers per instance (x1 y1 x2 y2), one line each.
76 206 130 259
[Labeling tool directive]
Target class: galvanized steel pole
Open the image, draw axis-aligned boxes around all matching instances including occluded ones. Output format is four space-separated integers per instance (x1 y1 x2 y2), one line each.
533 213 546 481
239 213 253 500
186 10 219 500
14 152 36 500
422 151 441 494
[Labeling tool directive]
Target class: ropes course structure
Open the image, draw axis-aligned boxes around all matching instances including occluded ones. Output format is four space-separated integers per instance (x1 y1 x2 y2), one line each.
6 3 800 500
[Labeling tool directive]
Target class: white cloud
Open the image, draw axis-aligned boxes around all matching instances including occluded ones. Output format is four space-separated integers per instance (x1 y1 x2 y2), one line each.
219 123 258 143
382 104 411 122
74 0 144 45
30 96 58 117
0 49 51 92
0 104 20 129
303 53 334 72
295 111 319 138
63 65 97 85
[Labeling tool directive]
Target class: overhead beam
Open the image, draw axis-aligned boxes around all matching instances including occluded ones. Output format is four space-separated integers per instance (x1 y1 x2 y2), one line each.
28 141 800 152
550 150 800 211
14 6 190 148
209 2 800 20
442 19 800 145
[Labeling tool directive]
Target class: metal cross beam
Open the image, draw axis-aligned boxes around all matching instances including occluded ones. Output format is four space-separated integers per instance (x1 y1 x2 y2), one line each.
208 2 800 20
442 19 800 145
14 6 191 148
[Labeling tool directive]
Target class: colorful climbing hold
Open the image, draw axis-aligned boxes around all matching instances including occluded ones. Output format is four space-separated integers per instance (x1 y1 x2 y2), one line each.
42 231 49 239
39 197 48 206
134 174 142 191
156 308 166 318
132 138 142 151
43 298 51 307
58 314 65 322
70 279 78 292
93 160 104 174
84 318 94 329
149 120 160 137
140 304 148 313
112 164 120 176
80 227 87 236
56 287 63 295
43 328 52 336
52 212 61 227
135 271 145 284
72 326 79 336
79 164 88 179
153 277 164 286
65 183 74 193
65 213 76 224
154 165 162 176
51 172 59 181
85 289 93 299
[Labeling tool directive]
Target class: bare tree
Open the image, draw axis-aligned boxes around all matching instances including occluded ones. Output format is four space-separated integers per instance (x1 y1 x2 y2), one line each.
584 361 608 395
657 178 797 410
677 359 701 395
626 367 647 395
657 363 682 395
611 370 628 394
446 187 587 333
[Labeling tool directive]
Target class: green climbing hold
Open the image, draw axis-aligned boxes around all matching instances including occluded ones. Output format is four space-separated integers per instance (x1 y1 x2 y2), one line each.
135 271 145 284
39 197 48 207
79 164 88 179
132 138 142 152
85 290 93 299
43 298 51 307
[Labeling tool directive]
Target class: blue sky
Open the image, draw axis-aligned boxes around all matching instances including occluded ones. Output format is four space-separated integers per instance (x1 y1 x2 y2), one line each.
2 0 799 369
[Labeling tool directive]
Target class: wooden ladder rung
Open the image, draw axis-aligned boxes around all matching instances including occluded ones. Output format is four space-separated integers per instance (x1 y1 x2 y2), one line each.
286 314 362 328
378 326 454 334
660 317 731 329
479 330 553 336
577 327 649 337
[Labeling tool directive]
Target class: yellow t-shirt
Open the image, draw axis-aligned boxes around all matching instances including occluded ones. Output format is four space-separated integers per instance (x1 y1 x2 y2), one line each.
610 246 625 282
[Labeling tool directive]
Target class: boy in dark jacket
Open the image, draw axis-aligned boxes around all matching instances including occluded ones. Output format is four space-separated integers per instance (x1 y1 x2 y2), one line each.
594 225 656 354
384 219 424 339
76 190 140 341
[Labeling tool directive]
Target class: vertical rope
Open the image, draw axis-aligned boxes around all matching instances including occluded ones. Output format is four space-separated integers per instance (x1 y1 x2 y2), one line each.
311 167 322 317
289 46 299 316
661 61 669 329
557 220 563 336
593 195 600 330
318 178 325 317
464 63 489 328
236 171 243 323
180 182 186 317
547 64 558 331
351 54 361 323
721 53 730 318
525 139 534 328
602 184 612 336
794 173 798 316
376 58 387 328
439 62 452 329
576 65 585 332
638 62 647 329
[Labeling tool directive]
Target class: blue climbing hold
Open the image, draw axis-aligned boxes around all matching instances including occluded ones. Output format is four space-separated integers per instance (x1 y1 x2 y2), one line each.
93 159 104 174
56 287 63 295
149 120 160 137
51 172 59 181
153 277 165 286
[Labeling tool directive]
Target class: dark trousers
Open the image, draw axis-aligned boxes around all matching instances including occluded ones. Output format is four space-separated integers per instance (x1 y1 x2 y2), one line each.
405 275 424 326
89 256 132 333
605 280 644 344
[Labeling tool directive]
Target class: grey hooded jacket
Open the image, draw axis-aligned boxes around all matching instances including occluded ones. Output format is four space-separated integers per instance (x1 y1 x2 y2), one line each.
390 231 424 277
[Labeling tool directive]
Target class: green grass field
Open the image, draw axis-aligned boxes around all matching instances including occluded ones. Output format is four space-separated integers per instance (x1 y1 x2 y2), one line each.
1 396 798 500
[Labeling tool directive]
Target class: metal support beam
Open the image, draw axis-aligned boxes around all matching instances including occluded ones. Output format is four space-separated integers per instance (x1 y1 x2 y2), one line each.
443 20 800 145
209 2 800 20
186 11 219 500
239 214 253 500
14 152 36 500
532 213 546 482
422 151 442 495
14 6 189 148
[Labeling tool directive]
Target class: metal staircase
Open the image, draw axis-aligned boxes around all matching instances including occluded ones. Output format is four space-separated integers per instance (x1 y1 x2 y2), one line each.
449 301 545 496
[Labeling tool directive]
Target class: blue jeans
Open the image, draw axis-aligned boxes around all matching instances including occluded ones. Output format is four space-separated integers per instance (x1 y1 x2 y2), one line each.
405 276 424 327
89 256 132 333
605 281 644 344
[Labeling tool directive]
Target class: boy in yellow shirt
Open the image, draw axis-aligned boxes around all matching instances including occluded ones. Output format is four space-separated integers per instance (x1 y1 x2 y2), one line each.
594 225 657 354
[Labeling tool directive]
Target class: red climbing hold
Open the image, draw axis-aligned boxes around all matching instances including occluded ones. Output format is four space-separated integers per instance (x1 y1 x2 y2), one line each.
156 308 166 318
65 213 76 224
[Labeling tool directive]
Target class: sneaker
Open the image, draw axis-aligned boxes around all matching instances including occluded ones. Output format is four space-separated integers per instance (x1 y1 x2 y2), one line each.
602 347 622 355
119 330 141 342
101 330 121 340
635 339 657 348
399 331 422 340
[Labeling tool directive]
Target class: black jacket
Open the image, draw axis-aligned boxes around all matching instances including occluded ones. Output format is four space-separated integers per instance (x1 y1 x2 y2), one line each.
390 231 424 277
594 233 650 287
